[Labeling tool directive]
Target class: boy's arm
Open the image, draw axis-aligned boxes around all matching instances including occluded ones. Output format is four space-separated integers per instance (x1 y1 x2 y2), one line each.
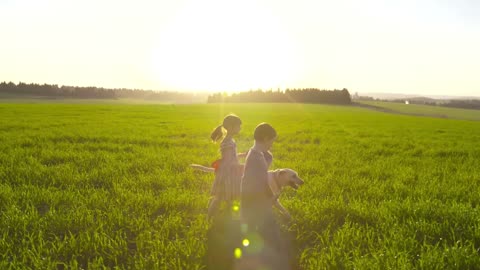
246 153 272 202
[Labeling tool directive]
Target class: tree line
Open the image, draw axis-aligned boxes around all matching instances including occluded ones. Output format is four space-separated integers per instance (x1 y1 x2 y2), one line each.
1 82 354 105
0 81 206 103
442 100 480 110
207 88 352 104
389 98 480 110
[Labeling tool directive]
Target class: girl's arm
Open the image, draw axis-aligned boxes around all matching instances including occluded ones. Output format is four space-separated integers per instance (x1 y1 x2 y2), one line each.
237 152 247 158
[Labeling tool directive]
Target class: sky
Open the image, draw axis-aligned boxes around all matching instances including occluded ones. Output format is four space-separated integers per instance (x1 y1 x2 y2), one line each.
1 0 479 96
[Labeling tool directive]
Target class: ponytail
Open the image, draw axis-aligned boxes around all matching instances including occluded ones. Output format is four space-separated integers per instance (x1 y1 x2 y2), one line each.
210 114 241 142
210 125 224 142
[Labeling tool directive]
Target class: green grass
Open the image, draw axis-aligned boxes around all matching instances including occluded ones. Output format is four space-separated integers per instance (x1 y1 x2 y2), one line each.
1 102 480 269
357 100 480 121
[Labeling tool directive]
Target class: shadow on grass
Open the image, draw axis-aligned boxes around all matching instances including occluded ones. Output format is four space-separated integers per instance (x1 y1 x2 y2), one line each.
205 209 300 270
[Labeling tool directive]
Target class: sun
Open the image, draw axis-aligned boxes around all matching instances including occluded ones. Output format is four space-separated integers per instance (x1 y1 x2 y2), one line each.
150 0 300 92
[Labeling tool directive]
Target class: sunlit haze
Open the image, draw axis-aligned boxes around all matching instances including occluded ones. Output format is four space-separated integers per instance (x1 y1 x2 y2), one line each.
1 0 479 96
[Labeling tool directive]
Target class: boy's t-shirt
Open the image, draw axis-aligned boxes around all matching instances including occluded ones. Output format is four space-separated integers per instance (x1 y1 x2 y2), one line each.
241 148 274 225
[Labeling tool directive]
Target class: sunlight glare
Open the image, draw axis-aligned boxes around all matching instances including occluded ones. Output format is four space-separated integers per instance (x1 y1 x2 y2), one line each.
151 0 299 92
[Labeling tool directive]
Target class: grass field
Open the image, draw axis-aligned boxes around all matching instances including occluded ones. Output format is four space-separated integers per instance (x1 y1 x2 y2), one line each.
357 100 480 121
1 102 480 269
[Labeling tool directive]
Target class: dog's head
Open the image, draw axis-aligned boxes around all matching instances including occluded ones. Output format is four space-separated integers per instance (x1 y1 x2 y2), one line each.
274 169 304 190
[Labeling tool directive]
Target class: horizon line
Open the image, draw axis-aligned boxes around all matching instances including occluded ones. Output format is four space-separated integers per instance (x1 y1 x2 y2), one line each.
2 80 479 99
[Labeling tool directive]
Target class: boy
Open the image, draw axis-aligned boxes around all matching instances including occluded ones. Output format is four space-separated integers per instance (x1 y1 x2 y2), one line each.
239 123 290 269
240 122 277 230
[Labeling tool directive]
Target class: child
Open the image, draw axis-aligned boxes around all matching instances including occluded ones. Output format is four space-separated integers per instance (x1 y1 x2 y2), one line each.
208 114 245 219
240 122 277 228
239 123 290 269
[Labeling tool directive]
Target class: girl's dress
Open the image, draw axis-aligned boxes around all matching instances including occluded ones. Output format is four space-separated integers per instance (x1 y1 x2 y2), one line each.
210 138 242 201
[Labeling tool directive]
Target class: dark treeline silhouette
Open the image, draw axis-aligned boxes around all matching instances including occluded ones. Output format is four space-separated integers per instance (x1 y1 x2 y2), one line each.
351 92 375 101
0 81 207 103
208 88 352 104
442 100 480 110
0 81 117 98
389 98 480 110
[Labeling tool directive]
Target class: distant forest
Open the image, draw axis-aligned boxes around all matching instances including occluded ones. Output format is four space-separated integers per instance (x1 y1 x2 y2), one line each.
390 98 480 110
0 82 352 105
441 100 480 110
207 88 352 104
0 82 206 103
3 82 478 109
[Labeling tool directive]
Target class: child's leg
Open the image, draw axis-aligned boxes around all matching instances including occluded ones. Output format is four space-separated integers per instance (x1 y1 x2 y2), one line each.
207 196 220 219
224 200 233 218
225 200 232 210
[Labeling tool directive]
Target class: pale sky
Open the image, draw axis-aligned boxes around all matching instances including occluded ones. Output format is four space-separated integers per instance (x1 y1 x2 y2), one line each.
1 0 479 96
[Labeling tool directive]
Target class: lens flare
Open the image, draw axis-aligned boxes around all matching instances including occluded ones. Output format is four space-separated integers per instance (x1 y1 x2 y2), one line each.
234 248 242 259
244 233 264 254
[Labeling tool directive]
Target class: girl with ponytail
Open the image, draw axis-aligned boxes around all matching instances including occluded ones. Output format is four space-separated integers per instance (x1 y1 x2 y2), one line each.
208 114 245 219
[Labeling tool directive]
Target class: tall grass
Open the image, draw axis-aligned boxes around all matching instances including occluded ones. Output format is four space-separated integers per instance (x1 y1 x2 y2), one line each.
1 103 479 269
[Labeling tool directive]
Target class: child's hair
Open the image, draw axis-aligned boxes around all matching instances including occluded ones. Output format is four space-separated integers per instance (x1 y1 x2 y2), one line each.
210 114 242 142
254 122 277 142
